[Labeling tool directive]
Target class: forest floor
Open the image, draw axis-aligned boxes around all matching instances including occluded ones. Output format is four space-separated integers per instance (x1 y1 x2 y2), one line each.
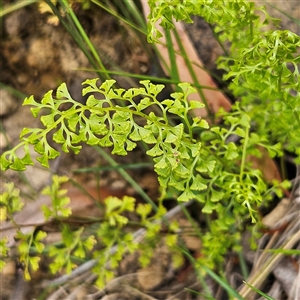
1 1 299 300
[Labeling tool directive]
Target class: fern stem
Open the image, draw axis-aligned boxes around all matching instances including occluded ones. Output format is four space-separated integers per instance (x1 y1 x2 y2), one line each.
239 126 249 183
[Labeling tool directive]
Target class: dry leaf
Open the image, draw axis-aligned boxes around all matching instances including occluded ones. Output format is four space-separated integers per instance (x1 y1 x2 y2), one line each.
262 198 291 228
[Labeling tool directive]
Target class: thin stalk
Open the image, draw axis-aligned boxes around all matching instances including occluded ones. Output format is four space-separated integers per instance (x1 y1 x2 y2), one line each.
237 250 249 279
199 264 244 300
44 0 108 82
264 2 300 25
238 230 300 299
0 0 37 17
122 0 147 31
249 14 253 39
89 48 137 88
239 126 249 183
68 178 104 208
178 245 215 299
60 0 109 80
243 282 275 300
44 0 97 71
178 244 244 299
74 162 152 173
96 0 157 67
181 56 227 86
280 156 288 180
164 28 181 88
205 214 212 232
0 82 28 100
293 111 300 128
209 23 230 57
92 0 147 35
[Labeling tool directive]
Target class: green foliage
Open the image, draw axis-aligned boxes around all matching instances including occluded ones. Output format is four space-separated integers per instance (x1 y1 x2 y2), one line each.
0 77 289 274
0 175 179 287
42 175 71 220
244 281 276 300
92 196 180 288
1 79 275 222
147 0 300 163
0 238 9 271
49 225 96 274
147 0 277 44
224 30 300 162
136 200 176 268
93 220 136 288
0 183 24 271
1 0 298 293
91 195 137 287
16 229 47 280
0 182 23 221
104 195 135 226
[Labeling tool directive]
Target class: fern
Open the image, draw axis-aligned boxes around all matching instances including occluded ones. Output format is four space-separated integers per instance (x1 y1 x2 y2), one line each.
1 0 297 285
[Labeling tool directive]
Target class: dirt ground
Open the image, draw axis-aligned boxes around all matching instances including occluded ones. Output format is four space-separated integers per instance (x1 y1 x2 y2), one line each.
1 1 299 300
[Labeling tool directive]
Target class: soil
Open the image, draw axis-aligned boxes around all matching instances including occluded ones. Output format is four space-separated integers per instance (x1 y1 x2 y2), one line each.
1 1 299 300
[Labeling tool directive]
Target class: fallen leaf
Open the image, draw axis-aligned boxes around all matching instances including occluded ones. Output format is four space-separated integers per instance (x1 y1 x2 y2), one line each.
262 198 292 228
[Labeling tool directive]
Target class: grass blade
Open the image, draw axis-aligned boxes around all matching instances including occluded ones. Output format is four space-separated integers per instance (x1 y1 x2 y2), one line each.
0 0 37 17
243 282 275 300
178 245 244 300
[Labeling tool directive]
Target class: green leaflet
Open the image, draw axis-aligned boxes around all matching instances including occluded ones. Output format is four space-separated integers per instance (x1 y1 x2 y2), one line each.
1 78 281 220
1 79 216 201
